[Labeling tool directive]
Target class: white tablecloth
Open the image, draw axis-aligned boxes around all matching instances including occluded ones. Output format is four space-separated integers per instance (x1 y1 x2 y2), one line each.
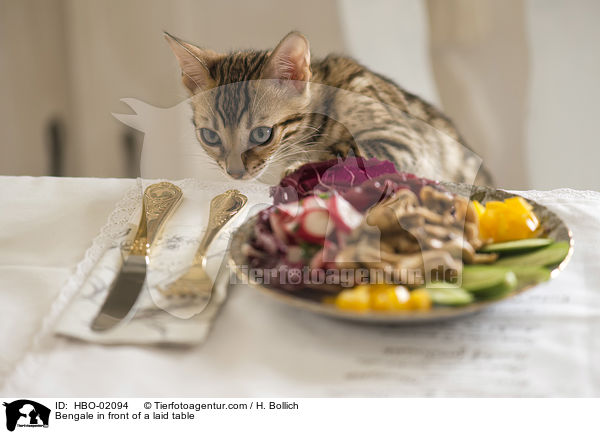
1 176 599 397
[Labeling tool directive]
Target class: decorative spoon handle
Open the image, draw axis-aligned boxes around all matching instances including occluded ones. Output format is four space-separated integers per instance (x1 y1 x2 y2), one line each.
130 182 183 256
195 189 248 260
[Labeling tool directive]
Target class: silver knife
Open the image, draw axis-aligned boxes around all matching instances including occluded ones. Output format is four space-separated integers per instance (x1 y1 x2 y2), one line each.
91 181 183 331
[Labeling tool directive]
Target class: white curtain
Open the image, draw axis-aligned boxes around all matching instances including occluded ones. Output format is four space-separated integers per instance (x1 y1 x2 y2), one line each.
426 0 529 188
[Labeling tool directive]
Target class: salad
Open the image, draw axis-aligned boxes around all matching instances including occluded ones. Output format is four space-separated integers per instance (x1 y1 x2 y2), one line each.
243 157 570 312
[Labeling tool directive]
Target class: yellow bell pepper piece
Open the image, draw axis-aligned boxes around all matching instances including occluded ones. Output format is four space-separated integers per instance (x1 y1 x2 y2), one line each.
370 285 412 311
409 288 432 310
334 284 432 312
504 197 528 210
473 196 540 243
472 200 486 220
335 285 370 311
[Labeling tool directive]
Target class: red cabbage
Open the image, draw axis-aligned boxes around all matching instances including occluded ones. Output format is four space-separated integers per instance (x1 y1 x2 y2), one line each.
271 157 441 212
270 157 396 204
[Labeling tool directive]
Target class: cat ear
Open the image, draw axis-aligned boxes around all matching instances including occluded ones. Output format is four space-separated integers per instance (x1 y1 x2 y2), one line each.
262 32 312 93
164 32 219 94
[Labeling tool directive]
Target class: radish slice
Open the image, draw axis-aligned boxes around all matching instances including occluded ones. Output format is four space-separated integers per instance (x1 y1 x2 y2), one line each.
327 193 363 233
275 201 302 220
275 193 361 245
301 195 328 211
297 209 331 243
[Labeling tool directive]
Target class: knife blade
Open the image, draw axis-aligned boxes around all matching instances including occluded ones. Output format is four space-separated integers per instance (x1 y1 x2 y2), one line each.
91 181 183 331
90 255 147 331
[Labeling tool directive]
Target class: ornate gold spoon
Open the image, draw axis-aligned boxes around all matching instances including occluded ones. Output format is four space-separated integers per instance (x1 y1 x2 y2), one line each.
159 189 247 308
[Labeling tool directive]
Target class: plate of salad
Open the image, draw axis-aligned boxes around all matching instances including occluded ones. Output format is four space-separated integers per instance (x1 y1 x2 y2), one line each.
229 157 573 323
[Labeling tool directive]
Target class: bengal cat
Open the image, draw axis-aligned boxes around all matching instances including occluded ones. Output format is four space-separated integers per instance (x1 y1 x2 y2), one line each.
165 31 492 185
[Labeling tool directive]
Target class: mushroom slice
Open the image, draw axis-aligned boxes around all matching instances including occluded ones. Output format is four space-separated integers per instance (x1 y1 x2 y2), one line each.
470 252 499 264
420 185 455 213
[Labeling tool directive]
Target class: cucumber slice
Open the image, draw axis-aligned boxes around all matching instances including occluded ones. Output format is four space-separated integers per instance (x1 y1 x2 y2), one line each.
510 266 552 286
461 266 518 299
425 284 474 306
495 241 570 268
479 238 552 254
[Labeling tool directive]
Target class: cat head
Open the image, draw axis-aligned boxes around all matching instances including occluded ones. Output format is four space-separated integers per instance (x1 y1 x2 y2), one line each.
166 31 312 180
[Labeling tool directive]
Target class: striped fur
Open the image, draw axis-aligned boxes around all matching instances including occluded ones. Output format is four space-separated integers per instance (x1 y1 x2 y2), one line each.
166 32 492 185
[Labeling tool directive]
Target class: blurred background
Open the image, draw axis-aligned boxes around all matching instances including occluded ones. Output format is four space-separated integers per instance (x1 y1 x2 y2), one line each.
0 0 598 190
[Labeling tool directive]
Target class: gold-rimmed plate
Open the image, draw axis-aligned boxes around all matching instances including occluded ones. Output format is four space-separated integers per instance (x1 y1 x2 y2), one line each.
228 184 574 324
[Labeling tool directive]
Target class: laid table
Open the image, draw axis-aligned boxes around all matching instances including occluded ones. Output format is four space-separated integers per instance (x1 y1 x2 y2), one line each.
1 176 599 397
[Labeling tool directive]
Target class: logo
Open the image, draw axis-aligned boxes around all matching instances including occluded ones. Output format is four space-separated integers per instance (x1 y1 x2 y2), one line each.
3 400 50 432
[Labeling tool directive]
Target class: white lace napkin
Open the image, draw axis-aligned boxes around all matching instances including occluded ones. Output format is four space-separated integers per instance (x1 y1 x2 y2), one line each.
54 178 271 344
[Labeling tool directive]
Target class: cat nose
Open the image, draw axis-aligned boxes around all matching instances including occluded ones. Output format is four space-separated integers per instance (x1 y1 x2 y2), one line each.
226 167 245 179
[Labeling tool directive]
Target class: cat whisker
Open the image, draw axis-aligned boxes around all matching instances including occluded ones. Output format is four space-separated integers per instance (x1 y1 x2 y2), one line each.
267 148 330 165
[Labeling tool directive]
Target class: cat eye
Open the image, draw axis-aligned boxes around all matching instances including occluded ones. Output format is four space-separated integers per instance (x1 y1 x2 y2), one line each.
199 128 222 146
249 126 273 145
